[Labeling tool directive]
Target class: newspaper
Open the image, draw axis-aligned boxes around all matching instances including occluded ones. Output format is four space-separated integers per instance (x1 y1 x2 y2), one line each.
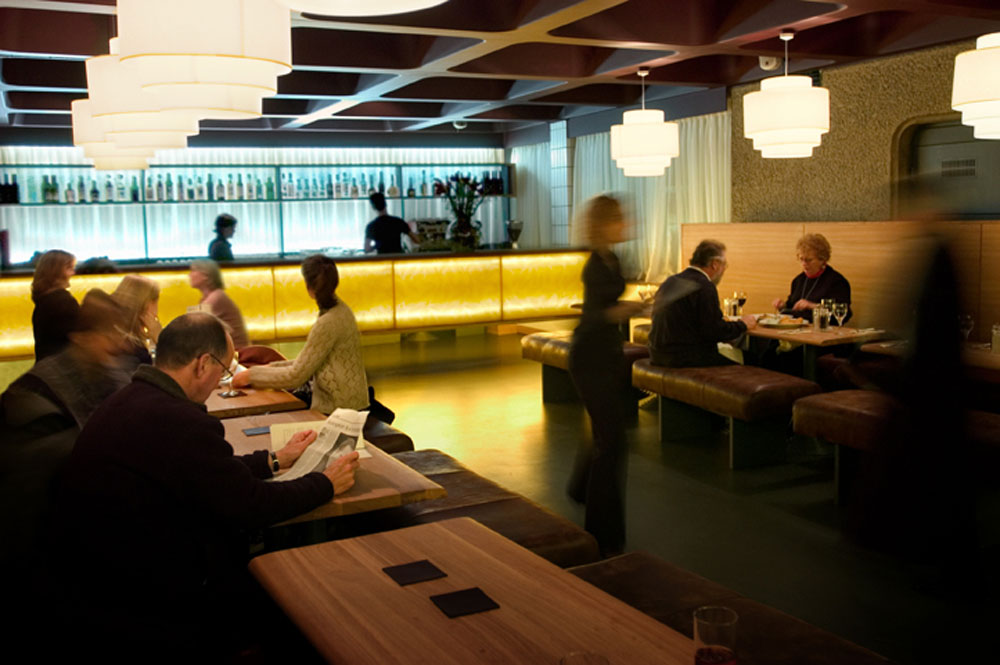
268 408 369 482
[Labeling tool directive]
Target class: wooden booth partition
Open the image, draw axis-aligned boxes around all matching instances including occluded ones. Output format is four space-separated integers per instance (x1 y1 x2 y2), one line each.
681 221 991 336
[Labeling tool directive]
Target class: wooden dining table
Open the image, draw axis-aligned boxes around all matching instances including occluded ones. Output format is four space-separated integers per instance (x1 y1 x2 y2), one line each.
223 410 445 525
749 324 888 380
205 386 305 419
249 517 695 665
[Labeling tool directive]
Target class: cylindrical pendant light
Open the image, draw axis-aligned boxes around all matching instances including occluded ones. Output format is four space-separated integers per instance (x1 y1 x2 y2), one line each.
953 33 1000 140
610 68 680 177
117 0 292 120
71 100 153 170
276 0 447 16
743 30 829 158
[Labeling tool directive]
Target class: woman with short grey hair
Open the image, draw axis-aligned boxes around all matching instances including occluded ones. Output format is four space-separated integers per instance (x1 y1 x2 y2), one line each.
188 259 249 349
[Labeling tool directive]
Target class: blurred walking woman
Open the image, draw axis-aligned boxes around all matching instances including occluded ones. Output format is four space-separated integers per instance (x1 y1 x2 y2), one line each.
567 195 644 556
232 255 368 414
112 274 161 372
31 249 79 361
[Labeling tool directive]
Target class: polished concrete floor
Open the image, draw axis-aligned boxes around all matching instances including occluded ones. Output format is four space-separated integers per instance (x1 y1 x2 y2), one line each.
363 330 996 665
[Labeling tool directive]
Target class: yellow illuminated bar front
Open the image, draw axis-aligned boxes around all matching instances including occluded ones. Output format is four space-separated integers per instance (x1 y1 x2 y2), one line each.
394 257 502 328
500 252 587 320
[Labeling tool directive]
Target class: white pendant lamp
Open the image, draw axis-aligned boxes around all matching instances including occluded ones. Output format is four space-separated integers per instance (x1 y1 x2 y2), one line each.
117 0 292 120
953 33 1000 139
743 30 829 158
86 39 198 151
71 100 153 170
276 0 447 16
610 68 680 177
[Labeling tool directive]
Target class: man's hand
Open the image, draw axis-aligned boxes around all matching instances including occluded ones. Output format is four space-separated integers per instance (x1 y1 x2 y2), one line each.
791 299 817 311
231 369 252 389
742 314 758 330
323 451 360 495
274 429 317 469
771 297 786 310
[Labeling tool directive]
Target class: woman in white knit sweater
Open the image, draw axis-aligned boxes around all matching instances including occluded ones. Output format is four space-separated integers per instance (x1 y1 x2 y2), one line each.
231 255 369 414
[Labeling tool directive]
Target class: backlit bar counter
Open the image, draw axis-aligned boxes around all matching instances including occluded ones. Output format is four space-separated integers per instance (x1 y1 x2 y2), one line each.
0 249 587 359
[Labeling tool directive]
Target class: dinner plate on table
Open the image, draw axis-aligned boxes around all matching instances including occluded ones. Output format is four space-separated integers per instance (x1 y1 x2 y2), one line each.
757 317 807 329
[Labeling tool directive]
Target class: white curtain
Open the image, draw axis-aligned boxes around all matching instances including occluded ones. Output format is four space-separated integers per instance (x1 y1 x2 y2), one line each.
510 142 551 248
571 111 731 282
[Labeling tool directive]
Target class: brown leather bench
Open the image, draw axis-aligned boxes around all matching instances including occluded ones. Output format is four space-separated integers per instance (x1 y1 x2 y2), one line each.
569 552 894 665
362 415 414 454
792 389 900 503
633 358 821 468
387 449 601 568
521 331 650 413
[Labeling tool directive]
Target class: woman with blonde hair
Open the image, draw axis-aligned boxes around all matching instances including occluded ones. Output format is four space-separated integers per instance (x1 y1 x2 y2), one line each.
112 274 161 371
31 249 79 361
772 233 852 323
232 255 368 414
189 259 249 349
567 194 644 557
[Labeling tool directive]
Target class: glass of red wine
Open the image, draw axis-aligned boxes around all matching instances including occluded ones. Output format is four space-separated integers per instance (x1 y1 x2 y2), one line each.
694 606 738 665
733 291 747 315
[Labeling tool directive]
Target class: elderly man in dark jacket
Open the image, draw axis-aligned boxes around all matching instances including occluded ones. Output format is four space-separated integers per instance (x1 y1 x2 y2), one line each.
53 312 359 659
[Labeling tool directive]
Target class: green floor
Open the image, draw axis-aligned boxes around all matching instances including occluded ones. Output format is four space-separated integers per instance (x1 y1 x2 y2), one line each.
363 330 996 665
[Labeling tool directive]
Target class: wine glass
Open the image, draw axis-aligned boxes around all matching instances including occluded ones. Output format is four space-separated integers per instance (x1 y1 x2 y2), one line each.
959 314 975 341
219 351 241 397
832 302 848 329
733 291 747 315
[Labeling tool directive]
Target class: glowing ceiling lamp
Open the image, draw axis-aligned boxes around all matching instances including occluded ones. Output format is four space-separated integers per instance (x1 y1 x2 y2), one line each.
610 68 680 177
743 29 829 158
117 0 292 120
86 39 198 151
276 0 447 16
953 33 1000 139
71 100 153 170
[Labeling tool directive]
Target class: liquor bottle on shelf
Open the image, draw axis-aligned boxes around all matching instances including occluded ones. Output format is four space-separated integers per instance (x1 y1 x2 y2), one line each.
104 175 115 202
349 177 359 198
333 173 342 199
265 176 275 201
407 177 416 198
75 176 85 204
89 179 100 203
50 175 62 203
311 177 320 199
226 174 235 200
144 176 155 202
205 174 214 201
117 174 127 201
131 176 141 202
254 176 263 201
326 174 333 199
420 170 428 196
359 173 368 197
185 175 195 202
40 176 50 203
164 173 174 202
4 173 20 203
215 176 226 201
64 180 75 204
155 174 165 202
235 174 244 201
387 174 399 197
369 173 378 196
177 175 186 202
378 171 386 195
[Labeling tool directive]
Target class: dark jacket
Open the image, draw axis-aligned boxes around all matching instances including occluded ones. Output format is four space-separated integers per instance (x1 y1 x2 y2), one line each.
31 288 79 361
208 234 234 261
649 267 747 367
54 365 333 613
780 265 852 323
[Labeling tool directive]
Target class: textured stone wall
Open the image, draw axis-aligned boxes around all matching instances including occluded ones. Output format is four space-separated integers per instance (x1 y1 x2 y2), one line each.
731 40 972 222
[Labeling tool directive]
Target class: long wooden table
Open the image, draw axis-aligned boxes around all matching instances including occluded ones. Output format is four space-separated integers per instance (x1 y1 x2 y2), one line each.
749 325 887 380
205 387 305 419
223 410 445 524
249 517 695 664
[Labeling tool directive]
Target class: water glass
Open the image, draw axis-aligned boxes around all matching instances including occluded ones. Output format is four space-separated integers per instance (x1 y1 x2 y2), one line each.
693 606 738 665
832 302 848 328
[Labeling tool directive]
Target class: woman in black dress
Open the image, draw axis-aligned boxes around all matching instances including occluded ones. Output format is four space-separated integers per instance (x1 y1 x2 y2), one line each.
567 195 644 556
771 233 851 323
31 249 79 362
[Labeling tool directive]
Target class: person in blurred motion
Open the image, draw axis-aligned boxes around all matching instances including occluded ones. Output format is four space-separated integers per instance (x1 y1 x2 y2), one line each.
649 239 757 367
31 249 78 362
112 273 161 373
53 313 360 659
365 192 419 254
208 212 238 261
189 259 249 349
231 255 369 414
772 233 851 323
566 194 644 557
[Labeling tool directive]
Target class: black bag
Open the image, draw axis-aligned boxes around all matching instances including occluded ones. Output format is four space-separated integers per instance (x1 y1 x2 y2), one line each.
367 385 395 424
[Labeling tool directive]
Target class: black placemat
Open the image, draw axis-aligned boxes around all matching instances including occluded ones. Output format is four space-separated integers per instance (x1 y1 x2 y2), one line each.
382 559 446 586
429 587 499 618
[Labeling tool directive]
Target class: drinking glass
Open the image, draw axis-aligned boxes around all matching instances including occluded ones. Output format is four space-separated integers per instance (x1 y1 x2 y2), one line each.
693 606 737 665
959 314 975 341
219 351 241 397
832 302 848 328
733 291 747 314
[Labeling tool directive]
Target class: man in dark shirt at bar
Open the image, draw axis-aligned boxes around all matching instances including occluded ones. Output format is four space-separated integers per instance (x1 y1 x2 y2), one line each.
53 312 359 659
649 239 757 367
365 192 419 254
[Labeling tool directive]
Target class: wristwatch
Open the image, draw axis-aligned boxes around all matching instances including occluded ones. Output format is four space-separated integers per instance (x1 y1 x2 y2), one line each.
269 451 280 472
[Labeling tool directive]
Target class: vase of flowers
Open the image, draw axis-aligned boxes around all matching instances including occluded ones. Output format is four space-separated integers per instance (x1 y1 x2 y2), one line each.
436 174 485 250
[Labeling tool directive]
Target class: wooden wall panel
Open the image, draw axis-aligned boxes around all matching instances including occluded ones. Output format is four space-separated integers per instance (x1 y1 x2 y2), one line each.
680 222 803 315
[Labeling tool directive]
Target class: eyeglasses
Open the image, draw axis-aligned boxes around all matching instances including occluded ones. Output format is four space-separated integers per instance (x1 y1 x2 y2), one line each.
209 354 234 381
